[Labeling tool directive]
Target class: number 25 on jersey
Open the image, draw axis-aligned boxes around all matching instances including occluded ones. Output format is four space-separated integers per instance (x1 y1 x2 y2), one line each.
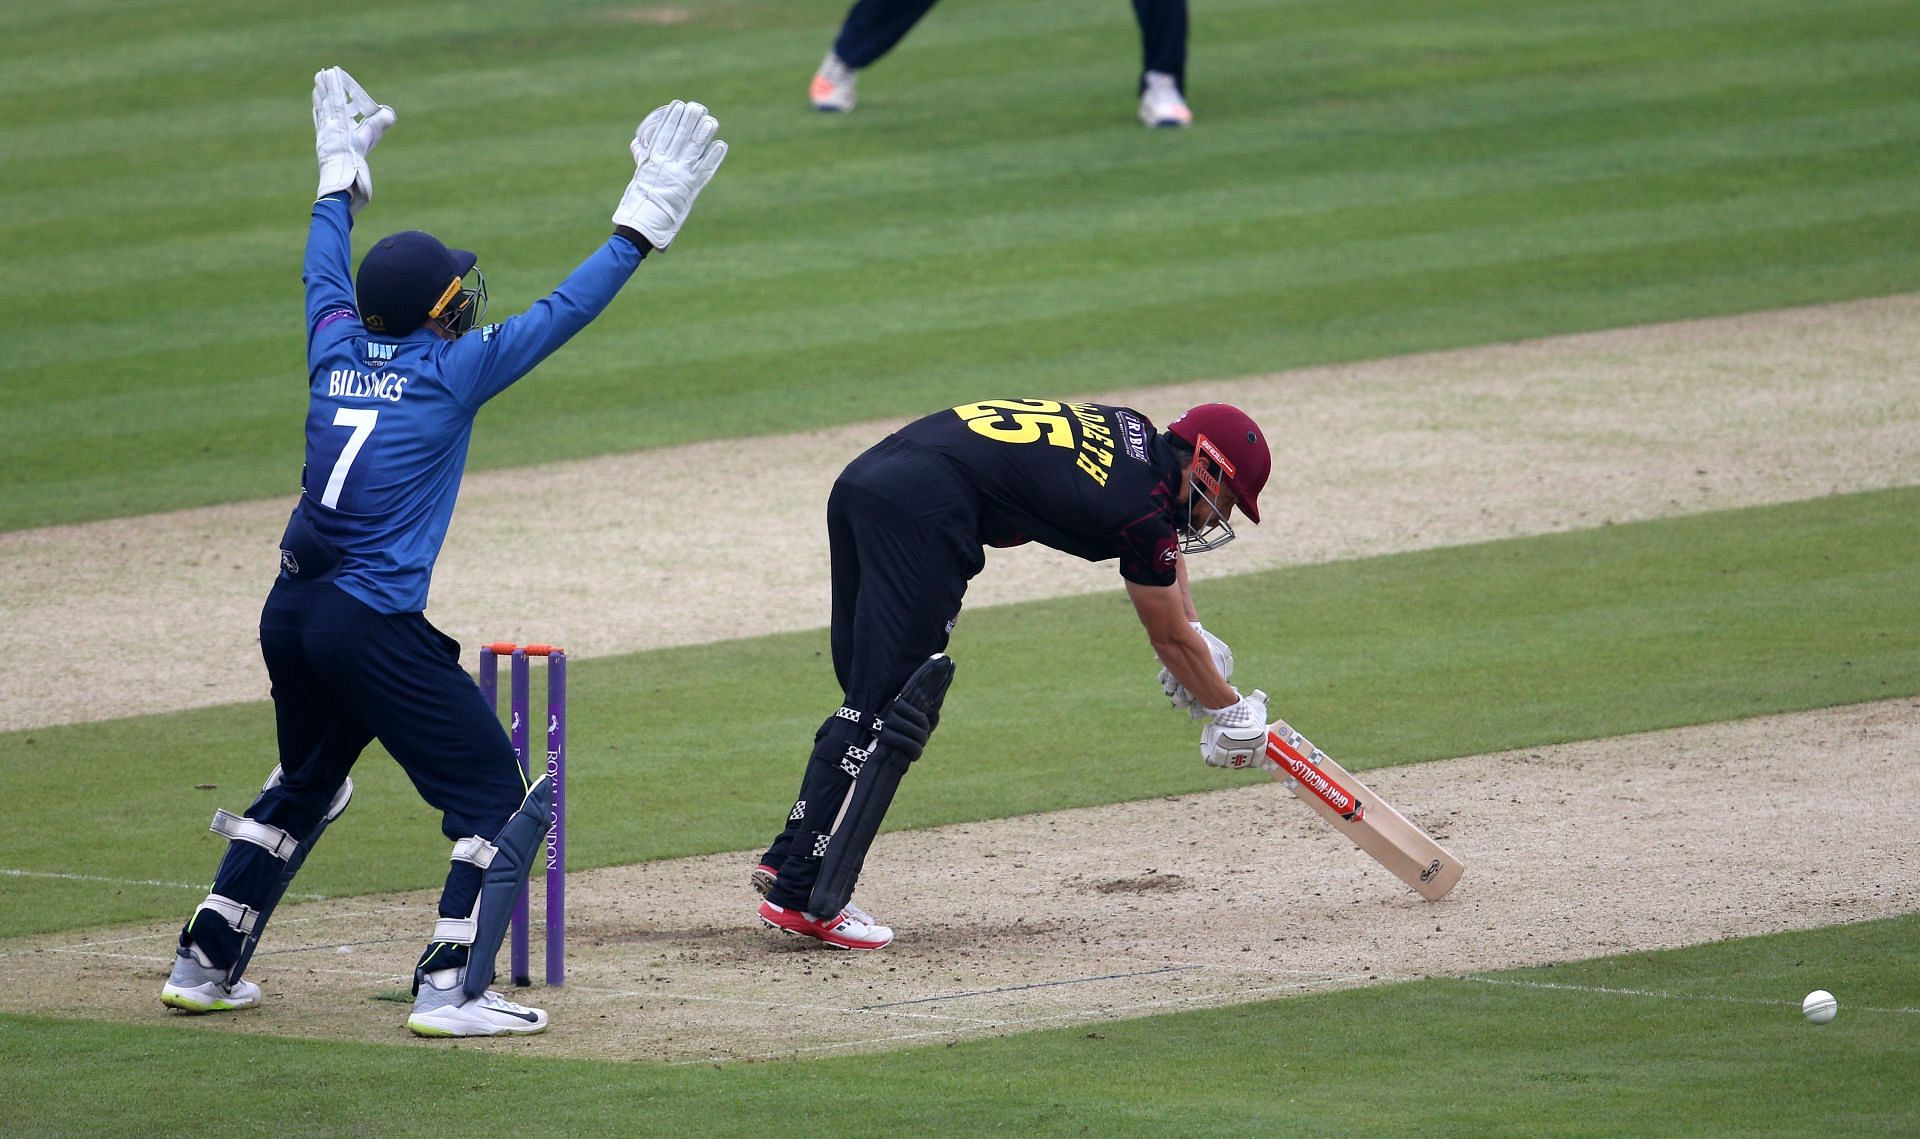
951 399 1073 448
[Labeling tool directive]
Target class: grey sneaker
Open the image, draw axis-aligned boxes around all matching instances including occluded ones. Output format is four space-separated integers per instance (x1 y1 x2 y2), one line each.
161 946 262 1013
407 968 548 1037
1139 70 1193 128
810 51 858 112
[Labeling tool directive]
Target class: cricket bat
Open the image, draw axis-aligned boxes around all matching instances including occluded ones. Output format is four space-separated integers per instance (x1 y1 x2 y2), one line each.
1264 718 1465 901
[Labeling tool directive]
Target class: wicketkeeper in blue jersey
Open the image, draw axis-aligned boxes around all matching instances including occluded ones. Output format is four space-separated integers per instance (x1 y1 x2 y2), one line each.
160 67 726 1038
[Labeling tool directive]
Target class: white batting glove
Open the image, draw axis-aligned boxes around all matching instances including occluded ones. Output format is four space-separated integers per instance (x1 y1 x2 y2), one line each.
612 100 728 249
1201 689 1274 772
1158 622 1235 719
313 67 395 214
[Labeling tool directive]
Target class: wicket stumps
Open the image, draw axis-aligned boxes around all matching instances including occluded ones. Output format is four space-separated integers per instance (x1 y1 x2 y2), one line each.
478 642 567 987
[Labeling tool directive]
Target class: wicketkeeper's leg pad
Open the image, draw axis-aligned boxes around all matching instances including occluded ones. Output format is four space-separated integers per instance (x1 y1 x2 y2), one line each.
183 765 354 985
809 654 955 918
416 776 554 999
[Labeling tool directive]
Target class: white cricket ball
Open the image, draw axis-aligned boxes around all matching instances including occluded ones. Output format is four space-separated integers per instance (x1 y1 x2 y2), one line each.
1801 989 1838 1024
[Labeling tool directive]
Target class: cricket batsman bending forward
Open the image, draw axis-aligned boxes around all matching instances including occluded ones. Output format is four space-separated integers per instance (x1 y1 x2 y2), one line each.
754 398 1274 949
160 68 725 1036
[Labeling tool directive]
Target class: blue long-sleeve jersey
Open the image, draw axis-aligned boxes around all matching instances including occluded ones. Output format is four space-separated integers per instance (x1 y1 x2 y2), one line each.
290 193 644 613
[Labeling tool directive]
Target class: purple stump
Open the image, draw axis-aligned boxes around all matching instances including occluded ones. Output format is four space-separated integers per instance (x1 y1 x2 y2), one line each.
509 648 532 987
546 650 567 986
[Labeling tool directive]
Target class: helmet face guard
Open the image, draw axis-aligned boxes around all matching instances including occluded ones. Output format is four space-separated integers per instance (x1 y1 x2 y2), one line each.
1179 434 1238 554
429 266 487 337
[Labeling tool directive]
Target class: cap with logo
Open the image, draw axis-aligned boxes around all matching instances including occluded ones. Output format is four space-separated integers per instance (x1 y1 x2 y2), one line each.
355 231 478 336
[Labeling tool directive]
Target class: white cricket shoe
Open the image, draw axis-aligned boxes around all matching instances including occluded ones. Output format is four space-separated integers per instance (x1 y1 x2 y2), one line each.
758 899 893 950
751 864 882 927
811 52 858 112
161 946 262 1013
407 968 548 1037
1139 70 1193 128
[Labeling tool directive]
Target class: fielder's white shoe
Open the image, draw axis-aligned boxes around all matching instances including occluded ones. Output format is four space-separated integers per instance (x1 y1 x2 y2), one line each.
407 968 548 1037
811 52 858 112
751 865 882 927
161 946 262 1014
758 899 893 951
1139 70 1193 128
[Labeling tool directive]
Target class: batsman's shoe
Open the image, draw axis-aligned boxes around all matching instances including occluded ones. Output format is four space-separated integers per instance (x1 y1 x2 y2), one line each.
750 862 778 897
758 899 893 951
810 52 858 112
1138 71 1193 128
407 969 548 1038
161 947 262 1014
750 865 883 927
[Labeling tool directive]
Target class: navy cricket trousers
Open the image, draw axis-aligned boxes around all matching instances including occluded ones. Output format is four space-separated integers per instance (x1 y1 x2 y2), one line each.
760 436 984 909
184 578 527 973
833 0 1189 89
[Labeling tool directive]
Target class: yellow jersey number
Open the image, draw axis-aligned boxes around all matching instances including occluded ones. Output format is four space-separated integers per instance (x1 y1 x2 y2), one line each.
951 399 1075 448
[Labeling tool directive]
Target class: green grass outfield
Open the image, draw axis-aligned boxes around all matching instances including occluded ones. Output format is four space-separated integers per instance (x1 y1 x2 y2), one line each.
5 487 1916 936
3 0 1920 529
3 917 1914 1137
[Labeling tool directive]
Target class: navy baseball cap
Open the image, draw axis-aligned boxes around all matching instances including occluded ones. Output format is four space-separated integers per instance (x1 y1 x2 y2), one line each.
355 231 478 336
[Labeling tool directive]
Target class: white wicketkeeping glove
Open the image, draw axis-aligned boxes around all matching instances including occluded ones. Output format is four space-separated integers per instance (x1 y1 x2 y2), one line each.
312 67 395 214
612 100 728 249
1158 622 1234 719
1201 689 1274 772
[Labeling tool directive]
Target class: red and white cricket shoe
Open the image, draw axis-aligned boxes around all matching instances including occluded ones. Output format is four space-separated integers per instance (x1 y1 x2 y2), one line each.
752 864 884 928
750 862 778 897
758 899 893 951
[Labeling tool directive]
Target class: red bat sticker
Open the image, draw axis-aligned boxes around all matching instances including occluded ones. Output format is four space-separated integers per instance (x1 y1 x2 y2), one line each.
1266 731 1365 822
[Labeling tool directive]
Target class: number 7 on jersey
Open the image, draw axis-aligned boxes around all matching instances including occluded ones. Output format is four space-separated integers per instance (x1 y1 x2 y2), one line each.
320 407 378 509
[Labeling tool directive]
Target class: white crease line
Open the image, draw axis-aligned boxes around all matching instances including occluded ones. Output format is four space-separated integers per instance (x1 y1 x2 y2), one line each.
685 972 1376 1063
563 983 994 1023
0 867 326 901
7 904 423 957
1461 976 1920 1014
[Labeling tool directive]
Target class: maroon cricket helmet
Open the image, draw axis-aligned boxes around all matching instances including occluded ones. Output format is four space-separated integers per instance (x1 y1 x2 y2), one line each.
1165 403 1271 523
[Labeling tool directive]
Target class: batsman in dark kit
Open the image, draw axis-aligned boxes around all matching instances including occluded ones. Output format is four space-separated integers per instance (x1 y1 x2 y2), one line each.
754 398 1275 949
159 67 726 1036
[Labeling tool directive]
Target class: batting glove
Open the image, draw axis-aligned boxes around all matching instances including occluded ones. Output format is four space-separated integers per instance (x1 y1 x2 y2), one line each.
612 100 728 249
1201 689 1274 772
1159 622 1235 719
313 67 395 214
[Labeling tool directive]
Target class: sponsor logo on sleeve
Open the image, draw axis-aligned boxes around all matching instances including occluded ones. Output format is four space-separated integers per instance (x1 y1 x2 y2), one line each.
1118 410 1150 462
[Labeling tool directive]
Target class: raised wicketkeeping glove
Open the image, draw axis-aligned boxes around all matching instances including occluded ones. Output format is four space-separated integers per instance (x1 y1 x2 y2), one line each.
612 100 728 249
1159 622 1235 718
1201 689 1273 772
313 67 395 214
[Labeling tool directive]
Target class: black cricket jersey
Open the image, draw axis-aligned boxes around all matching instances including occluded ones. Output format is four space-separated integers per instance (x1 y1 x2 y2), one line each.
894 398 1184 587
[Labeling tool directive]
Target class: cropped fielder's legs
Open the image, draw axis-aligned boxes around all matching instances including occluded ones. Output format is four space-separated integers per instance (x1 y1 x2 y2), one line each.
1132 0 1193 127
754 437 979 949
808 0 1194 127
